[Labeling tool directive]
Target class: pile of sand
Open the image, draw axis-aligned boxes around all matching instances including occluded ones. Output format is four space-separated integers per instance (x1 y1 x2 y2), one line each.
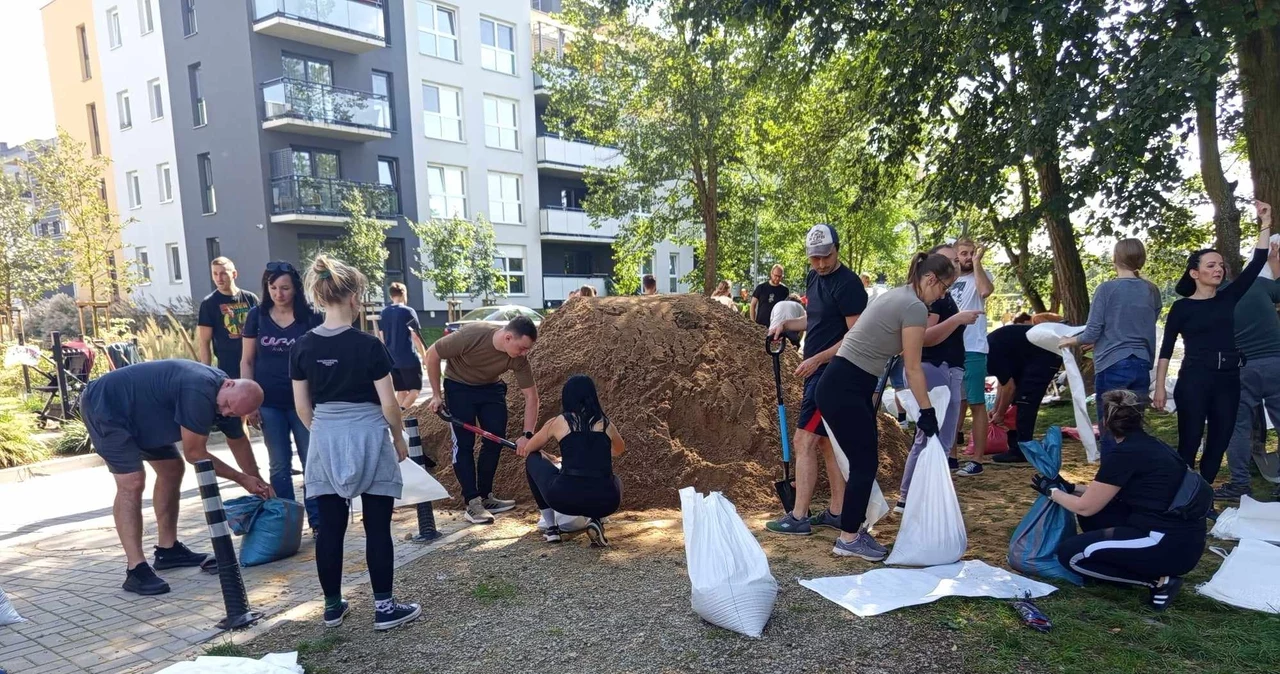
413 295 911 510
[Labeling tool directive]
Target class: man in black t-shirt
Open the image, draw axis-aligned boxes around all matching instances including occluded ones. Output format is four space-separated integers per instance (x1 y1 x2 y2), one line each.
750 265 789 327
987 323 1063 463
197 256 260 455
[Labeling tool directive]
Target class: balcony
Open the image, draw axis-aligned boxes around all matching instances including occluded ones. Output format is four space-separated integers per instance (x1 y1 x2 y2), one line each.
543 275 607 307
269 175 400 225
252 0 387 54
535 134 622 176
262 78 391 141
539 206 620 241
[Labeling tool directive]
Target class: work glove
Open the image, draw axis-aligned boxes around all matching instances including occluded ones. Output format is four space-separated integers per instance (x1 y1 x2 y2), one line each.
1031 473 1062 498
916 407 939 438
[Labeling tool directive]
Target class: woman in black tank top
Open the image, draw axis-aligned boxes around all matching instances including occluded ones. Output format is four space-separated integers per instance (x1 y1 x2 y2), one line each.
519 376 625 546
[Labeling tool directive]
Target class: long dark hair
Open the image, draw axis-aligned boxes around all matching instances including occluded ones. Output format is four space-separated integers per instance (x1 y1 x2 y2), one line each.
562 375 607 432
1175 248 1218 297
907 252 958 292
260 262 316 321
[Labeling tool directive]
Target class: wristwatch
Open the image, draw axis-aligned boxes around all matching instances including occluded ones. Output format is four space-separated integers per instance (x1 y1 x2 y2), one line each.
523 431 534 440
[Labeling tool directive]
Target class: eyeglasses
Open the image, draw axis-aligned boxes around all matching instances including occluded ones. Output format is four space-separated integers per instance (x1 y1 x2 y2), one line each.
266 261 295 273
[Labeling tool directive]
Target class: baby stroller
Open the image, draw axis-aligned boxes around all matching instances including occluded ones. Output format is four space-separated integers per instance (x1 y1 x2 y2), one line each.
33 340 95 428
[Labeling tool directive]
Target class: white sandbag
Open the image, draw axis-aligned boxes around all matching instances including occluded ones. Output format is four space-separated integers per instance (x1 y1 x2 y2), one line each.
1150 371 1178 414
1261 234 1280 280
0 586 25 625
824 420 891 530
679 487 777 637
880 387 900 417
351 459 448 513
1197 539 1280 614
155 652 303 674
1027 323 1099 462
800 560 1057 617
885 386 967 567
1210 495 1280 543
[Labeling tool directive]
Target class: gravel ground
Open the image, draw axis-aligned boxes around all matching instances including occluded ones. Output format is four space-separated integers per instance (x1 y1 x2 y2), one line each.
247 510 968 674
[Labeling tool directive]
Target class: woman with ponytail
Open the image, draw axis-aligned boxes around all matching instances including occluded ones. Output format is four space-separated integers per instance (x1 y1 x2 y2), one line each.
516 375 624 547
815 251 956 561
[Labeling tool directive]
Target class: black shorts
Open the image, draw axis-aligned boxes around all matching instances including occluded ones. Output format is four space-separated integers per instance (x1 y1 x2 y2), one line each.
214 415 246 440
797 369 828 438
392 364 424 392
83 406 181 474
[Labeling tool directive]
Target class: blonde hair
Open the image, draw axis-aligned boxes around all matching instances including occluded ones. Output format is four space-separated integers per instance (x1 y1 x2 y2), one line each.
953 237 976 251
713 280 731 297
305 255 366 307
1113 238 1147 275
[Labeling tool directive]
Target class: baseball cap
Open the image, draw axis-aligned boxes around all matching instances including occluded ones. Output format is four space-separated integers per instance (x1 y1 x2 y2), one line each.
806 223 838 257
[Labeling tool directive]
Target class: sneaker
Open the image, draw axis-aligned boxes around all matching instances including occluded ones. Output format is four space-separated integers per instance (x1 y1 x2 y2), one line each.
765 512 812 536
991 451 1028 464
323 600 350 628
893 500 905 515
947 457 960 471
1213 483 1250 501
898 420 911 432
482 493 517 514
1148 576 1183 612
374 600 422 631
465 497 495 524
808 509 842 531
586 518 609 547
832 531 888 562
544 525 563 543
153 541 209 570
955 461 984 477
122 562 170 596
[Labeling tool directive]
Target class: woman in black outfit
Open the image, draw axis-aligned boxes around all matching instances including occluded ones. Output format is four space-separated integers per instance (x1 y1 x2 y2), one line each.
1154 201 1272 482
518 375 625 547
1045 390 1209 611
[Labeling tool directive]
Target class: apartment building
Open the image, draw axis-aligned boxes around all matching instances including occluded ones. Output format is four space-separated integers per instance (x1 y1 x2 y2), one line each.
0 139 63 240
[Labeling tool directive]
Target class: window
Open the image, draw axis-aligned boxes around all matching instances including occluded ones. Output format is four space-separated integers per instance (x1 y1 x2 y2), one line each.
77 25 92 79
282 54 332 84
297 235 338 270
417 2 458 61
182 0 197 37
426 165 466 219
494 246 526 295
372 71 394 129
167 243 183 282
384 238 407 296
147 79 164 120
188 63 206 127
421 83 462 141
107 7 122 49
138 0 155 35
86 104 102 156
487 173 521 224
156 163 173 202
483 96 518 150
378 157 399 190
639 255 653 285
480 18 516 75
205 237 220 265
117 91 132 129
137 247 151 284
125 171 141 209
291 148 339 178
197 153 215 214
668 252 679 292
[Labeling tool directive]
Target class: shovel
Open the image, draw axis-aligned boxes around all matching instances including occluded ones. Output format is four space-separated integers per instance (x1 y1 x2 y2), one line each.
768 335 800 514
435 407 519 450
875 356 901 413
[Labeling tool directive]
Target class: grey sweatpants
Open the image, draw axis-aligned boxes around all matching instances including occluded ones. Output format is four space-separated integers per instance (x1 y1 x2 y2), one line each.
1226 355 1280 487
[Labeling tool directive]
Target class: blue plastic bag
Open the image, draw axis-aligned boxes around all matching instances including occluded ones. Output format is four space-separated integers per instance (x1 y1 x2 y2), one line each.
1007 427 1083 585
223 496 304 567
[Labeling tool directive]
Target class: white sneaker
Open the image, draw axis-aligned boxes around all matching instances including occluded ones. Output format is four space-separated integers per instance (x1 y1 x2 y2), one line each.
465 497 495 524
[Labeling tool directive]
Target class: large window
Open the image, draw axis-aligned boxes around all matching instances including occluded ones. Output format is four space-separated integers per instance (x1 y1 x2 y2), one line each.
167 243 183 282
117 90 133 129
77 25 92 79
372 71 394 129
668 252 679 292
384 238 407 297
426 165 466 219
494 246 526 295
197 153 215 214
487 173 521 224
639 255 653 286
181 0 197 37
156 162 173 203
417 2 458 61
125 171 141 209
480 18 516 75
137 247 151 284
291 148 339 178
282 54 332 84
421 83 462 141
378 157 399 191
483 96 518 150
86 104 102 156
147 79 164 120
107 7 122 49
138 0 155 35
188 63 206 127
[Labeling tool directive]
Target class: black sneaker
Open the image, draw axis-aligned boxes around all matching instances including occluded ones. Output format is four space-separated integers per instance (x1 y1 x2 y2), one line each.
122 562 170 595
1148 576 1183 612
323 600 350 628
153 541 209 570
1213 484 1250 501
947 456 960 471
374 600 422 631
991 451 1028 464
544 525 563 543
586 518 609 547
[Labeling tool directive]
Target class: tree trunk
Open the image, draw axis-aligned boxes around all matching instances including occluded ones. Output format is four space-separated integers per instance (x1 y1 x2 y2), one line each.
700 162 719 295
1238 20 1280 227
1013 163 1047 313
1033 151 1090 324
1196 77 1242 276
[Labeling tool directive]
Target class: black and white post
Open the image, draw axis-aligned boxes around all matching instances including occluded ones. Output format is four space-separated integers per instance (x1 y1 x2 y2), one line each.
405 415 440 542
195 459 260 630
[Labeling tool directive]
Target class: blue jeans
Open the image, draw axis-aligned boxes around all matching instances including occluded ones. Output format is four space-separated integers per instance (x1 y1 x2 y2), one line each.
260 405 319 528
1094 356 1151 455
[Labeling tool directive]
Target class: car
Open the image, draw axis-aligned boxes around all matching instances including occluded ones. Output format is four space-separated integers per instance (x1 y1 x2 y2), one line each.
443 305 544 336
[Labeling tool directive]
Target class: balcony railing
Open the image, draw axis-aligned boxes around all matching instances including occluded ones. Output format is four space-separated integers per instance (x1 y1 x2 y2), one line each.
262 78 391 132
539 205 620 239
270 175 399 219
253 0 386 42
536 133 621 173
531 0 563 13
544 274 607 305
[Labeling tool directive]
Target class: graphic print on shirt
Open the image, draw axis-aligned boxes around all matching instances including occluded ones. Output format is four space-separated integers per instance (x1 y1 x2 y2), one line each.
220 302 252 340
948 280 968 303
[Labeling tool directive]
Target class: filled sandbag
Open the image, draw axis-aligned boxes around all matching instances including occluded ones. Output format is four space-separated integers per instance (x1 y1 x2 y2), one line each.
0 586 25 625
680 487 777 638
352 459 449 512
1007 427 1083 585
886 386 967 567
224 496 304 567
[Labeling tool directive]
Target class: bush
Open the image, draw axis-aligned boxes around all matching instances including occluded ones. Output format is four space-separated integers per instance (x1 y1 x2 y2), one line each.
26 295 81 341
53 419 90 455
0 410 47 468
136 315 197 361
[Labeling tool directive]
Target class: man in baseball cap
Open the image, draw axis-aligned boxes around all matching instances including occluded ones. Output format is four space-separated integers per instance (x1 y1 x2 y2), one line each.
766 223 868 536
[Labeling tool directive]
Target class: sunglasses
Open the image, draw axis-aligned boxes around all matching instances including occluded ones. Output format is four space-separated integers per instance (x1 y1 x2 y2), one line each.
266 261 296 273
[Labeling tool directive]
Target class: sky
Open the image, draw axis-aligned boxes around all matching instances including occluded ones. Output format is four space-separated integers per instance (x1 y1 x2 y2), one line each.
0 0 57 148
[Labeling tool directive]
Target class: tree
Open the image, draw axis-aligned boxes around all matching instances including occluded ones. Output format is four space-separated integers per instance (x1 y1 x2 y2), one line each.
1232 1 1280 226
410 215 507 319
332 189 392 300
0 172 67 323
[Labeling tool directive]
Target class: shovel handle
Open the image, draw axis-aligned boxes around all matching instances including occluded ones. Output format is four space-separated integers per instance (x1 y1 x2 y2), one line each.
435 408 519 450
873 355 901 410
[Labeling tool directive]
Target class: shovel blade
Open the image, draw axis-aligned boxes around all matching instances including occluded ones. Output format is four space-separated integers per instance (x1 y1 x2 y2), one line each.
775 479 796 514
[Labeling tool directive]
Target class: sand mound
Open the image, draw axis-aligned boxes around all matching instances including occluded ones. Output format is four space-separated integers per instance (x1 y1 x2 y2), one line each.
414 295 911 510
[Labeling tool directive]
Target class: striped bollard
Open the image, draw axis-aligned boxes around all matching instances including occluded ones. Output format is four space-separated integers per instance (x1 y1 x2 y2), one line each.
405 415 441 542
195 460 260 630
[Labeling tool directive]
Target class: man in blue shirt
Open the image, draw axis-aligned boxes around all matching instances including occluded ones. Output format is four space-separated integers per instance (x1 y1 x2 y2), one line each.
766 224 869 535
379 282 427 409
79 360 271 595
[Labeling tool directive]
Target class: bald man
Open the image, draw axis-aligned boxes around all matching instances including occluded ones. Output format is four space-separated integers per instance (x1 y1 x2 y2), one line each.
80 360 271 595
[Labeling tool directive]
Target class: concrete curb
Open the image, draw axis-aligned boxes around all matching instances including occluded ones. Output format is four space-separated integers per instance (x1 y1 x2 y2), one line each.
0 452 103 484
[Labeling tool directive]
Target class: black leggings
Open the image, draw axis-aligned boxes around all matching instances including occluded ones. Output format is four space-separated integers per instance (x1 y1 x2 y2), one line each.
315 494 394 598
445 379 508 502
1174 365 1240 483
1056 501 1204 588
525 453 621 519
815 357 880 534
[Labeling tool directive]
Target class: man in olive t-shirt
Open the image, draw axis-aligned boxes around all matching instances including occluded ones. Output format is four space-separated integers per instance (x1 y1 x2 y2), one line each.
425 316 540 524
